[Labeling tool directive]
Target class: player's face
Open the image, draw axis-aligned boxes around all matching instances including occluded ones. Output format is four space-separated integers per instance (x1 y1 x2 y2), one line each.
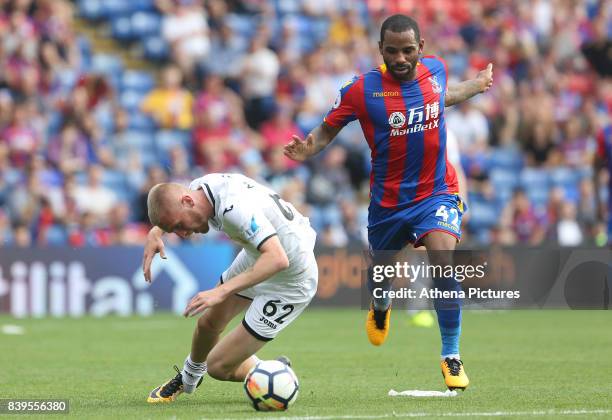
168 214 209 238
159 195 210 238
379 29 424 81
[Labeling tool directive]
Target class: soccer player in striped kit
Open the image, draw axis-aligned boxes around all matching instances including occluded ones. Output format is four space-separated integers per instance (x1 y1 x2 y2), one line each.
284 14 493 390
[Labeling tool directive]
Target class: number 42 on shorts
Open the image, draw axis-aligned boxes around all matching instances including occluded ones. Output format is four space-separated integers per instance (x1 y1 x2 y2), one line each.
435 205 459 229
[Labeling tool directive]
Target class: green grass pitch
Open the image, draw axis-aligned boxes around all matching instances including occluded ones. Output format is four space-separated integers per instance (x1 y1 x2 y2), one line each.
1 309 612 419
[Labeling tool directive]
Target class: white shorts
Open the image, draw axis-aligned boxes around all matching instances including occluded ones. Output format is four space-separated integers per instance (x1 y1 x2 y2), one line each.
220 249 318 341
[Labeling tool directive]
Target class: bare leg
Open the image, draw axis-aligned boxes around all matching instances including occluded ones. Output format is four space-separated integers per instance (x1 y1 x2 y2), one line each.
206 323 268 382
190 293 250 363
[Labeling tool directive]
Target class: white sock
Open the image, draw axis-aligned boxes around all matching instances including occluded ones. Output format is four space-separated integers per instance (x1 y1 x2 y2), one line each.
441 354 461 361
182 355 207 394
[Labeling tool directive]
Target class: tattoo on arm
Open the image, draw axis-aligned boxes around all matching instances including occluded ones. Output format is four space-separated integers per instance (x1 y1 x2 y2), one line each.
446 79 484 107
307 123 341 157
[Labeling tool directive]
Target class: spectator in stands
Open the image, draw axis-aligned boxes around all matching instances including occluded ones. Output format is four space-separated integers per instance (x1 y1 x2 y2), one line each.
318 222 349 248
107 202 147 245
34 196 56 245
12 223 32 247
264 146 296 189
71 164 117 222
545 186 565 231
8 169 43 229
96 108 131 170
328 9 367 48
46 121 89 175
260 105 303 169
193 74 242 133
296 47 343 133
524 122 557 167
446 101 490 155
306 145 352 207
555 202 584 246
339 199 367 246
166 144 192 184
0 209 12 246
240 30 280 129
202 21 247 81
69 211 110 247
0 144 13 207
1 102 40 168
141 65 193 129
500 188 546 245
0 91 14 130
193 108 232 170
159 0 211 79
560 116 593 168
576 177 597 228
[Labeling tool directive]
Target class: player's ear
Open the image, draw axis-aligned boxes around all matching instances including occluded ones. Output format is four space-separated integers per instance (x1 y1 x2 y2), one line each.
378 40 383 54
181 194 195 208
418 39 425 55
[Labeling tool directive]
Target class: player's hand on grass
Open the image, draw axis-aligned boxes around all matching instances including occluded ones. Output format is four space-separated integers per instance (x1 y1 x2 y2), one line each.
142 227 167 283
183 288 226 317
477 63 494 93
284 133 314 162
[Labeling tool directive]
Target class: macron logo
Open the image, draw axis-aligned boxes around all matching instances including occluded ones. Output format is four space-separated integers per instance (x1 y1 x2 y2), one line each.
373 91 400 97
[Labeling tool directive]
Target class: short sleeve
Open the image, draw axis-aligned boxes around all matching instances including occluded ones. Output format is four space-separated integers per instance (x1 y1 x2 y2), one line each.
222 203 277 250
323 76 360 128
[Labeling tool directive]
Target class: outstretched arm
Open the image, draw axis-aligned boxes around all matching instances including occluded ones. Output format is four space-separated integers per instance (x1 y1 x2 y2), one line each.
142 226 167 283
446 63 494 107
283 122 342 162
183 236 289 317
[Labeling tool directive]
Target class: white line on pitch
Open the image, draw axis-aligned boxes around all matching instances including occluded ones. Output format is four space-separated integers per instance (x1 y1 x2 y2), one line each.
216 408 611 420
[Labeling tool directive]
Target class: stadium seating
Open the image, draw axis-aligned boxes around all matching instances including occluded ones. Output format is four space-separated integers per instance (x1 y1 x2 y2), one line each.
0 0 604 248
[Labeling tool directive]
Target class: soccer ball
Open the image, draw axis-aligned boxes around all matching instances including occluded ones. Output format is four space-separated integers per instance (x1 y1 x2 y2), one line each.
244 360 299 411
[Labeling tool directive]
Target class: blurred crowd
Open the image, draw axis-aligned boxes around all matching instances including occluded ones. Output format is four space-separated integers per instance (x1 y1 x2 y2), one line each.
0 0 610 248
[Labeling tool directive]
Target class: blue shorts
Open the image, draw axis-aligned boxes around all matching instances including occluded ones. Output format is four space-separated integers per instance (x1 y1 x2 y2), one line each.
368 193 466 252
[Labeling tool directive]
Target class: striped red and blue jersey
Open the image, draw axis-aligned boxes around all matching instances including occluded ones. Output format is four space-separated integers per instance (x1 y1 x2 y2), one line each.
324 56 458 209
597 124 612 208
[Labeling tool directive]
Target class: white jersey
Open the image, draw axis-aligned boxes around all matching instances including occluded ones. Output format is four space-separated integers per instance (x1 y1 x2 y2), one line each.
189 173 316 268
190 173 318 341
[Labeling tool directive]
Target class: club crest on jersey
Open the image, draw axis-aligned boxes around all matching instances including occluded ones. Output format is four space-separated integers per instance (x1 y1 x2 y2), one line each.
428 76 442 94
388 112 406 128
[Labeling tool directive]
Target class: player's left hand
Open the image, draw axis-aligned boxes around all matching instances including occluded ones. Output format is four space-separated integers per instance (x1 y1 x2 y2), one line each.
477 63 493 93
183 288 226 317
284 133 314 162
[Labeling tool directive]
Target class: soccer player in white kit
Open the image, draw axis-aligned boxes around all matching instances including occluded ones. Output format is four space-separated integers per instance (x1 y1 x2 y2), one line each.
142 173 318 403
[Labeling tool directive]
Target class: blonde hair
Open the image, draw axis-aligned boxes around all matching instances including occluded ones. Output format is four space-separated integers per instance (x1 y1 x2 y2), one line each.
147 183 183 226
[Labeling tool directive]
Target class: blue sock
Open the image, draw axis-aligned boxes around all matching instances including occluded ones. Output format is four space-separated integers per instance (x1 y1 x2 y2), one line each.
433 276 462 357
